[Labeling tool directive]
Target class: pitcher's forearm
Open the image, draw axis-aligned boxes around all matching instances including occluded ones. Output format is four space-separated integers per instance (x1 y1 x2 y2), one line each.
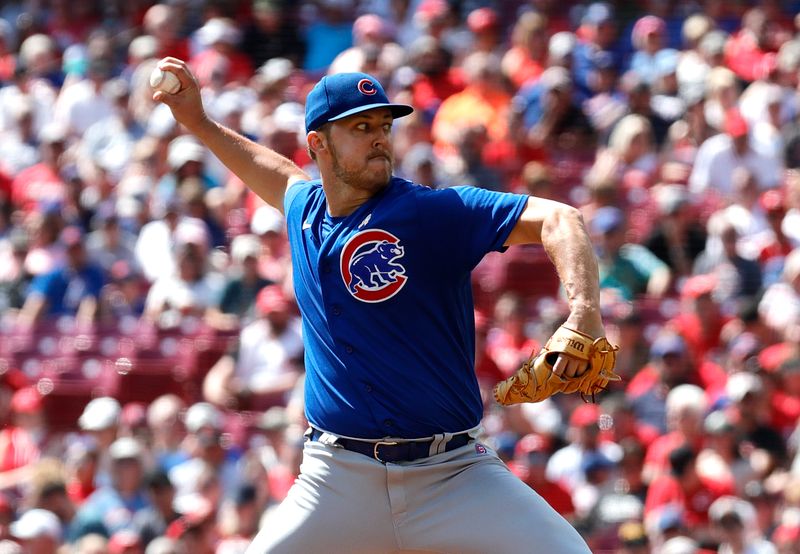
192 118 309 212
541 206 603 335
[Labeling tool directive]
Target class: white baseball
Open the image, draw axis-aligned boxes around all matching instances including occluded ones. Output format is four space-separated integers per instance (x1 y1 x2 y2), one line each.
149 67 182 94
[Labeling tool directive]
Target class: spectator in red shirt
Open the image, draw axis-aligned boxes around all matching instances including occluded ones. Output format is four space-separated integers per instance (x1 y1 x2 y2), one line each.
600 395 659 449
0 387 47 479
165 497 216 554
643 384 708 484
466 8 503 58
501 12 548 91
143 4 191 63
10 124 69 214
670 273 730 370
189 18 253 88
473 310 504 403
486 293 539 377
407 36 465 122
0 21 16 83
65 441 99 506
725 8 771 83
511 434 575 519
645 445 733 532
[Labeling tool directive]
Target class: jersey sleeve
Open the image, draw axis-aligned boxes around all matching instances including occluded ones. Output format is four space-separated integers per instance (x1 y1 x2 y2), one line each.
419 186 529 272
283 180 315 215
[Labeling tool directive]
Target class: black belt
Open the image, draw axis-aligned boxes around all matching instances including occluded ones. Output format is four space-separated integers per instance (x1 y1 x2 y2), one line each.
309 428 471 463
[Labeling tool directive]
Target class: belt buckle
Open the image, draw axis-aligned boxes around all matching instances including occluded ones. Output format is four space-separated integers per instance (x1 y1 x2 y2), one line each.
373 440 399 463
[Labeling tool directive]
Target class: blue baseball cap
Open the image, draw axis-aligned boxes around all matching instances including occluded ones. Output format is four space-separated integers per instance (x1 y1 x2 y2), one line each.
304 72 413 133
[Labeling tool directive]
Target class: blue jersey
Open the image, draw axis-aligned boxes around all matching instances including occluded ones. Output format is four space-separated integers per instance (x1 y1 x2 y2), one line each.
285 177 528 438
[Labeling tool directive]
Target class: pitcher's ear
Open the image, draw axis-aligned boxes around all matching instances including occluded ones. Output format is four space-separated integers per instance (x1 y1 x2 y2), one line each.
308 130 326 156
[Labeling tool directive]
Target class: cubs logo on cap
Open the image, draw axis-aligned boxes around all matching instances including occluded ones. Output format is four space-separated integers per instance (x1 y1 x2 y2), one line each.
305 72 414 133
357 78 378 95
340 229 407 303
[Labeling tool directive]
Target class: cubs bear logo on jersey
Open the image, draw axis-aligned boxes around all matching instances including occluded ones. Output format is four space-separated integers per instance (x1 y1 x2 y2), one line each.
340 229 407 302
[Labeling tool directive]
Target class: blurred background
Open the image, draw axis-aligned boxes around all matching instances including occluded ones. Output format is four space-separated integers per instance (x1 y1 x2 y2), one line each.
0 0 800 552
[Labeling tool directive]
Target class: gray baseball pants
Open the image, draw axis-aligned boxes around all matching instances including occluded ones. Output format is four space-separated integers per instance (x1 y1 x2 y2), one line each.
246 434 591 554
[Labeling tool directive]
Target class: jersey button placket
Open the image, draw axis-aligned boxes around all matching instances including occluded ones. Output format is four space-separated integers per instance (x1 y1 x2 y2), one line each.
332 305 342 316
345 344 354 354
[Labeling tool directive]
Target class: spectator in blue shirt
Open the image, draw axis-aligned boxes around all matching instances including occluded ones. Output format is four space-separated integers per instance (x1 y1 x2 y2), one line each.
303 0 355 72
71 438 151 541
572 2 622 102
17 226 105 327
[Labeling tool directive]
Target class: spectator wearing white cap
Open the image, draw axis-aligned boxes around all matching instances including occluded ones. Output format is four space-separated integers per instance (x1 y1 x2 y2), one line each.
0 51 56 138
154 135 219 208
249 204 290 285
10 509 61 554
547 32 576 69
256 102 306 167
658 536 699 554
709 496 777 554
642 384 708 484
78 397 122 487
239 59 295 140
675 14 715 95
78 395 121 437
72 438 150 540
18 34 61 85
189 18 253 88
0 95 40 175
133 192 214 283
169 403 244 509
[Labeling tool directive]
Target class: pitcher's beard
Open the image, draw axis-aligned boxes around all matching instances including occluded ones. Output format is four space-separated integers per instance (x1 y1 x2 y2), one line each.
331 147 392 193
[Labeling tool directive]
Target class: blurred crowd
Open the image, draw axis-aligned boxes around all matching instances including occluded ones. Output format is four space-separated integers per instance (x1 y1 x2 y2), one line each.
0 0 800 553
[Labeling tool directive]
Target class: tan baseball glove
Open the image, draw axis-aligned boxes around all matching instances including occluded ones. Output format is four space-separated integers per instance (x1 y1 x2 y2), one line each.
493 325 620 405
